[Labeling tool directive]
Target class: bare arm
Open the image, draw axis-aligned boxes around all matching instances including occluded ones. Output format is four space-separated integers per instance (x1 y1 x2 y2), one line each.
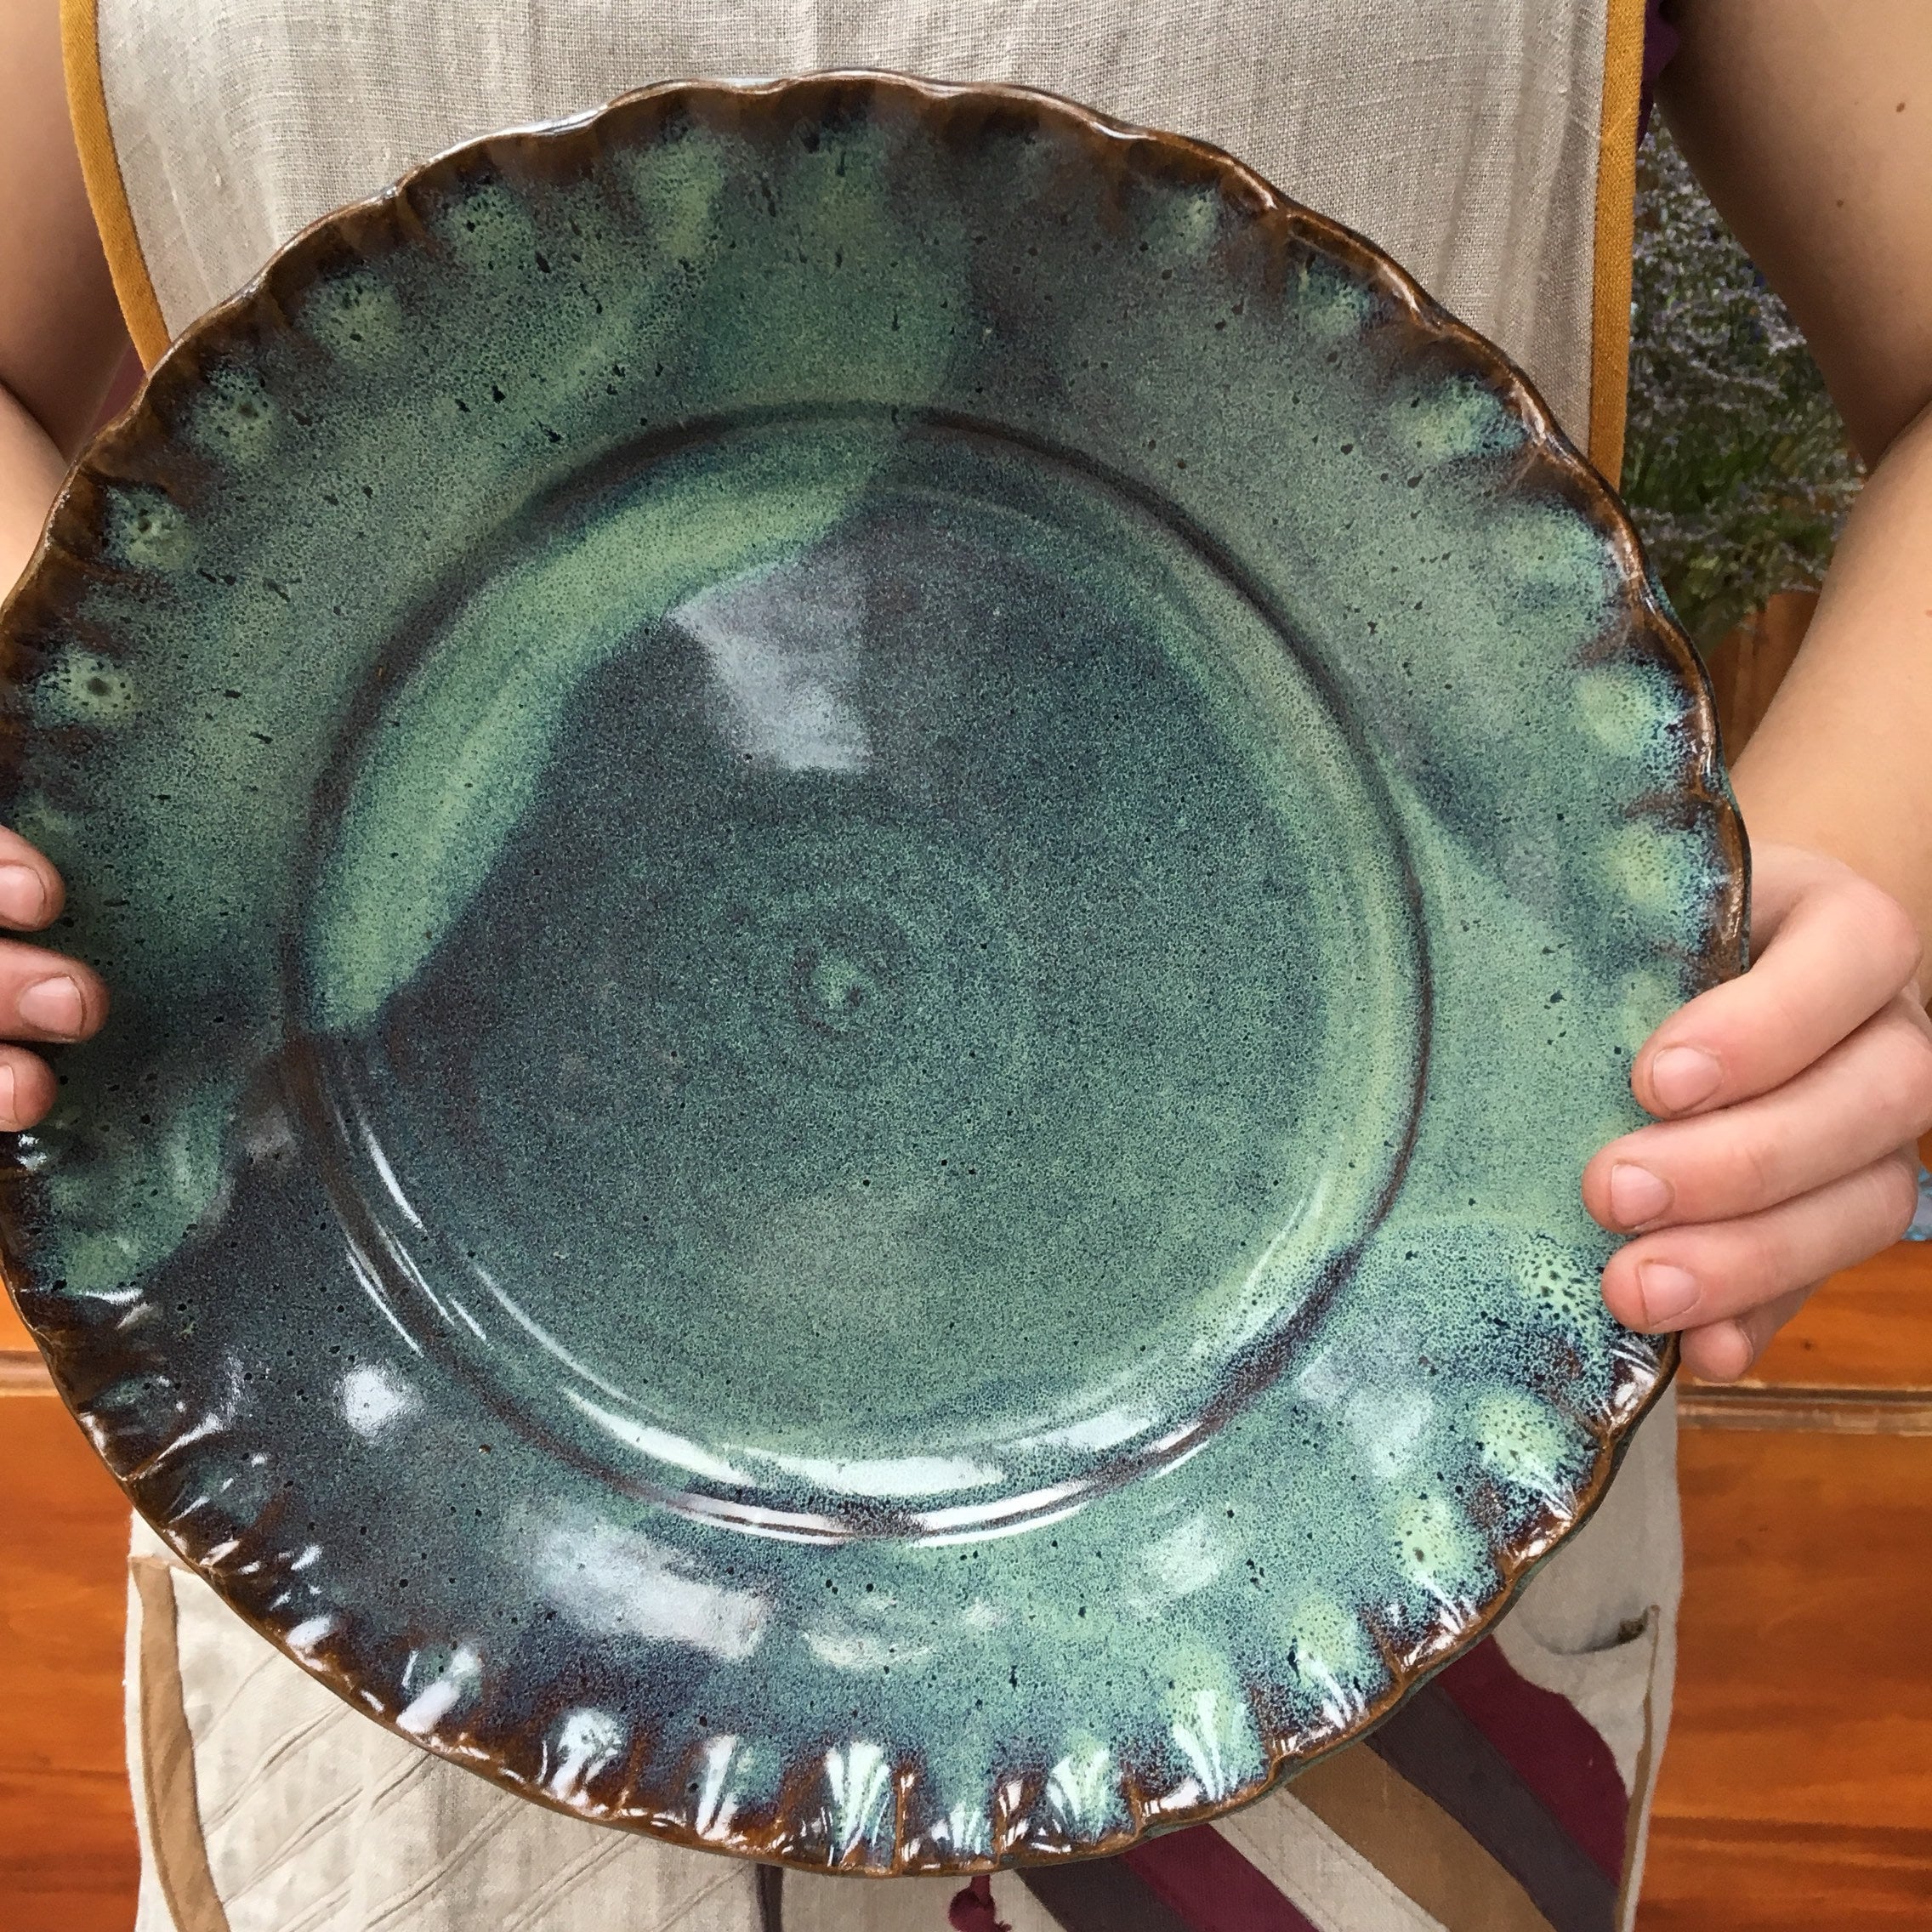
1582 0 1932 1378
0 0 129 1117
1662 0 1932 943
1 0 131 461
0 384 69 590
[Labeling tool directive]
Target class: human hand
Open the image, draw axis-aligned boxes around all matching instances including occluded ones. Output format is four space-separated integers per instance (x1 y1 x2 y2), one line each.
0 827 108 1128
1583 842 1932 1381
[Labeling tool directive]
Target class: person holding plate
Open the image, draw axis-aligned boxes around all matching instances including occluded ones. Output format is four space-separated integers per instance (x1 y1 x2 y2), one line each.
0 3 1929 1929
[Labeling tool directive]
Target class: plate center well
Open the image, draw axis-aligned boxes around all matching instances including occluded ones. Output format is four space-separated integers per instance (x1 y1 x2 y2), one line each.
294 415 1426 1533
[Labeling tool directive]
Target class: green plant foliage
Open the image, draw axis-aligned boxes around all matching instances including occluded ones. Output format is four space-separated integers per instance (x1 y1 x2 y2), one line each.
1622 125 1861 648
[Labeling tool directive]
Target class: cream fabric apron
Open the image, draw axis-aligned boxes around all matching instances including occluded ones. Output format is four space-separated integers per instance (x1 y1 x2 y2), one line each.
64 3 1675 1927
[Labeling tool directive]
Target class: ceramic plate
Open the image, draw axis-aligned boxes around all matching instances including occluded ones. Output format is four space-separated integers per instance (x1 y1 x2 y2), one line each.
1 75 1742 1872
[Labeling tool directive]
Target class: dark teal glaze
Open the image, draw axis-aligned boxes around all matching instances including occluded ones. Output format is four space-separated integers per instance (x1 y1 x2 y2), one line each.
0 76 1742 1870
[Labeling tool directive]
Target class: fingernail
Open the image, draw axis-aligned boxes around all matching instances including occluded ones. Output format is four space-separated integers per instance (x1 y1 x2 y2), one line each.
1638 1261 1700 1325
0 1064 14 1124
1650 1045 1721 1112
18 975 85 1036
1609 1162 1673 1228
0 865 46 924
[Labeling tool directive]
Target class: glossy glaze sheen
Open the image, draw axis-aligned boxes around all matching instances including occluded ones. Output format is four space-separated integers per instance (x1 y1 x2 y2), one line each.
0 76 1742 1872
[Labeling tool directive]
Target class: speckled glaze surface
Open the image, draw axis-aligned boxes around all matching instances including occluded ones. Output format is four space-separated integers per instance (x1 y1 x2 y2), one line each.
1 76 1741 1872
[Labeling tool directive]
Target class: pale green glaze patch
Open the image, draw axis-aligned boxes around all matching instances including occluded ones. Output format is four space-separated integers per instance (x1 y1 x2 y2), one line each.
0 77 1740 1872
308 429 888 1031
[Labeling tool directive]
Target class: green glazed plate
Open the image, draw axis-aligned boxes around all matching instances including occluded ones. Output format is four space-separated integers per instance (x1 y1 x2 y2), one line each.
1 75 1742 1872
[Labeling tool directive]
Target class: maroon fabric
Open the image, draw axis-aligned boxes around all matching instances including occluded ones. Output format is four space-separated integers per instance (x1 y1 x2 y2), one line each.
1121 1825 1323 1932
1434 1637 1629 1885
1639 0 1683 142
1366 1683 1618 1932
91 345 145 431
948 1874 1009 1932
1020 1859 1196 1932
967 1639 1629 1932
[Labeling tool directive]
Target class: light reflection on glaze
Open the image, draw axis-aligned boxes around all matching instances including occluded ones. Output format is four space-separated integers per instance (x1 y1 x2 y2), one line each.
533 1515 770 1659
284 1613 342 1655
1170 1686 1263 1805
804 1623 935 1673
396 1645 480 1737
824 1740 896 1863
563 1390 759 1490
679 562 876 776
757 1450 1009 1500
543 1708 627 1805
339 1362 418 1440
690 1734 749 1840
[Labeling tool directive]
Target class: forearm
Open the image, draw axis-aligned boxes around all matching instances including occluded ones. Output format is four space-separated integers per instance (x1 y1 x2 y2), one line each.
1728 401 1932 958
0 379 66 600
1661 3 1932 952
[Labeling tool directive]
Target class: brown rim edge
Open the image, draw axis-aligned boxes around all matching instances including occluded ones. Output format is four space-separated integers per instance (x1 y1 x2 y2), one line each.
0 70 1742 1875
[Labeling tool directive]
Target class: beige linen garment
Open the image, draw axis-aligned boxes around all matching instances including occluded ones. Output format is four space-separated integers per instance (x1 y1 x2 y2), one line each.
65 2 1673 1928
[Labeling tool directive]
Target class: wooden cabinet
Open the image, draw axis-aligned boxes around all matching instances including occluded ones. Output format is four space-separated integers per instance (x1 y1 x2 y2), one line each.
0 1388 139 1932
1640 1240 1932 1928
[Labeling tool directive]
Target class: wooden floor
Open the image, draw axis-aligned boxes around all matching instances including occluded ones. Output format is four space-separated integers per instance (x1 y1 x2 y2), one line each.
4 1244 1929 1929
